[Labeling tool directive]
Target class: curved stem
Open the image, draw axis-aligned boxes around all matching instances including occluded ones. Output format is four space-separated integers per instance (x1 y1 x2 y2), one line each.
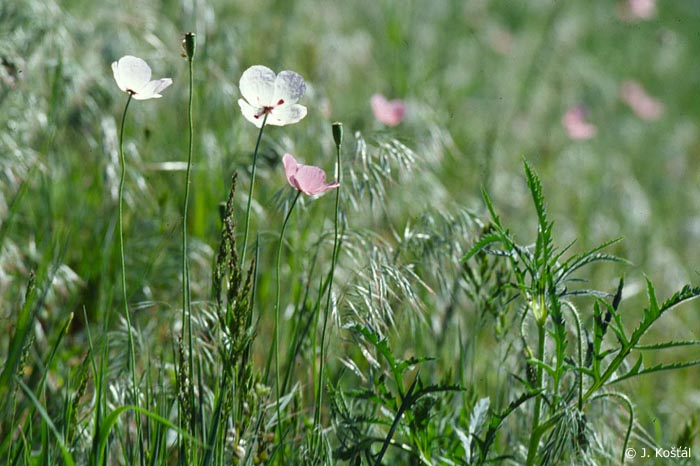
273 190 301 461
240 115 268 268
117 92 144 465
590 392 634 465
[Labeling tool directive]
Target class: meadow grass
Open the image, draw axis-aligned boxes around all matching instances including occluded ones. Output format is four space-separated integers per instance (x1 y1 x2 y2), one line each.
1 0 700 464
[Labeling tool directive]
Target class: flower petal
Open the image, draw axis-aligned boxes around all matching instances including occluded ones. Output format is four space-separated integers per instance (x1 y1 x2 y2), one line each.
112 61 126 93
282 153 338 195
114 56 152 94
562 106 597 140
296 165 337 195
620 81 663 121
150 78 173 95
273 70 306 105
132 78 173 100
239 65 276 107
371 93 405 126
282 153 301 190
267 104 307 126
238 99 265 128
293 166 325 195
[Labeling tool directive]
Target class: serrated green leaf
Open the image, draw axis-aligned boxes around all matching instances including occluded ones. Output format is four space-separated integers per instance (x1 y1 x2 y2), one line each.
645 277 659 316
659 284 700 313
610 360 700 385
634 340 700 350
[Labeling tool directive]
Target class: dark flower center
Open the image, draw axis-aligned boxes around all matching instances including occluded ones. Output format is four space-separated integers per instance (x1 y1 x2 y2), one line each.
254 100 285 119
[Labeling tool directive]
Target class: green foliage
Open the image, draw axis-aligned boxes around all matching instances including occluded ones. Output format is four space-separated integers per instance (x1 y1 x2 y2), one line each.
462 162 700 465
330 324 461 465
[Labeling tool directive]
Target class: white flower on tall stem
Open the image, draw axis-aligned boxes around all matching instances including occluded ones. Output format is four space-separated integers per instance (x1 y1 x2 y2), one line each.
110 54 171 455
237 65 308 269
112 55 172 100
238 65 307 127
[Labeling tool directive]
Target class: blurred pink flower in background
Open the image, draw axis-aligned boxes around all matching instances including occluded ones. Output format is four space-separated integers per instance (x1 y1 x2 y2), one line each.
619 80 664 121
283 153 339 196
562 106 597 140
619 0 657 21
371 93 405 126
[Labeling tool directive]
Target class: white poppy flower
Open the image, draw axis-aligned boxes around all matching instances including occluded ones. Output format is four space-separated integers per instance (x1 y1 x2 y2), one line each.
238 65 307 128
112 55 172 100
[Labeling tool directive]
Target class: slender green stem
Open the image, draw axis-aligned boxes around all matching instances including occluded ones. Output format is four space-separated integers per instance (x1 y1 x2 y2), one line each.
181 52 196 453
562 301 584 411
310 277 323 428
525 322 546 466
314 132 343 448
240 114 268 268
117 92 144 466
273 190 301 462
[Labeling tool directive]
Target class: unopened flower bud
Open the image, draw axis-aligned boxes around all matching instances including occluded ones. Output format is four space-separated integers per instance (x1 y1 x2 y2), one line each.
183 32 196 61
332 121 343 147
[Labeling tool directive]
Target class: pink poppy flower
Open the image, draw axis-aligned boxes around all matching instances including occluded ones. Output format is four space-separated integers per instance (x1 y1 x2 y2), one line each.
619 0 656 21
620 80 663 121
282 153 339 196
562 106 597 140
371 93 405 127
112 56 172 100
238 65 307 128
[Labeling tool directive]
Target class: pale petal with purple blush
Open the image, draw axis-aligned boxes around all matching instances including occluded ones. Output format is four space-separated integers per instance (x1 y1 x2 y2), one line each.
293 166 328 195
283 153 301 188
266 104 307 126
274 71 307 104
371 93 406 127
282 153 339 196
239 65 276 107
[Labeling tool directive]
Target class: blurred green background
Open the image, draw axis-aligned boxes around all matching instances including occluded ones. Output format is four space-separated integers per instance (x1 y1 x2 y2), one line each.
2 0 699 453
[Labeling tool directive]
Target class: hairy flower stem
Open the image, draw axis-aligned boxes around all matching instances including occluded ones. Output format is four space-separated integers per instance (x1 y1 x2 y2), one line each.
117 92 144 466
181 38 196 452
525 323 546 466
314 123 343 450
273 190 300 462
240 114 268 268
